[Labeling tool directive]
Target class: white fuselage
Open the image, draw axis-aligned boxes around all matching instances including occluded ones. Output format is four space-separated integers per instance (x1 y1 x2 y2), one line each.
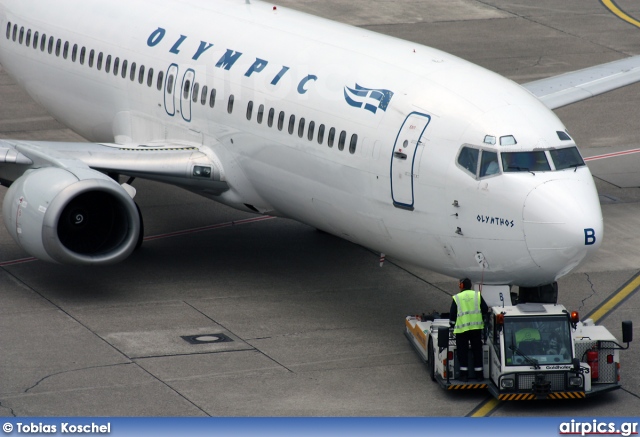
0 0 603 286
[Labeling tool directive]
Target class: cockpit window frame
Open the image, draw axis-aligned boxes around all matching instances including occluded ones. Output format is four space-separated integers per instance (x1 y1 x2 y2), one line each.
456 144 502 180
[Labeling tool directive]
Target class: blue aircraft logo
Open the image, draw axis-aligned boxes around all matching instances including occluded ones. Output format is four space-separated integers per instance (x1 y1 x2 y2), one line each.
344 84 394 114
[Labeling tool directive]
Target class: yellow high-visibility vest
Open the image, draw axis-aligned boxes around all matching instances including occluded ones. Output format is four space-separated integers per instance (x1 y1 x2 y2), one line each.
453 289 484 334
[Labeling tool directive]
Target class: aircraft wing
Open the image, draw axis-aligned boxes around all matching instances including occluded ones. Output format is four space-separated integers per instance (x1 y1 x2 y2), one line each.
523 54 640 109
0 139 229 195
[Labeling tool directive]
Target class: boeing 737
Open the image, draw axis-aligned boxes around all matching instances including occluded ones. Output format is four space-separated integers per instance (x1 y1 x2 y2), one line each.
1 0 639 291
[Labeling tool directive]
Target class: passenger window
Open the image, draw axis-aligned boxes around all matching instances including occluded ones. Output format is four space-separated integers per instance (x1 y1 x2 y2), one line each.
71 44 77 62
298 118 305 138
308 121 315 141
288 115 296 134
157 71 164 91
89 50 95 68
97 52 103 70
167 74 174 94
479 151 499 177
26 29 31 46
277 111 285 131
147 68 154 87
257 104 264 124
268 108 275 127
55 39 61 56
105 55 112 73
192 83 199 102
458 146 479 176
328 128 336 148
40 34 46 52
12 24 16 42
318 124 325 144
209 88 216 107
349 134 358 154
183 80 190 99
227 94 234 114
246 101 253 120
63 41 69 59
338 131 346 151
138 65 145 84
113 57 120 76
33 31 39 49
121 59 128 78
19 27 24 44
130 62 137 81
80 47 86 65
5 22 10 40
201 85 208 105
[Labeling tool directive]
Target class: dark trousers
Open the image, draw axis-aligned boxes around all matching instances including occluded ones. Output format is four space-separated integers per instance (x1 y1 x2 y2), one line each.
456 329 483 371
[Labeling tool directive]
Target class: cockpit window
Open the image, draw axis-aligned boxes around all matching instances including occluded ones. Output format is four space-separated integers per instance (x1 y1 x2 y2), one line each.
480 151 499 177
549 147 585 170
458 146 479 175
502 151 550 172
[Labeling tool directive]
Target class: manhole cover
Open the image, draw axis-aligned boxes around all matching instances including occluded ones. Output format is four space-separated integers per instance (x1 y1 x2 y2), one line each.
181 333 233 345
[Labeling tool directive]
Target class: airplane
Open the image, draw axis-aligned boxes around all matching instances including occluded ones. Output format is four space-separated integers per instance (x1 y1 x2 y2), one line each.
0 0 639 291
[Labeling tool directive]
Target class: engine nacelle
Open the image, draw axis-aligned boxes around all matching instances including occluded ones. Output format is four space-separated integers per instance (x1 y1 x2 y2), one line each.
2 167 140 265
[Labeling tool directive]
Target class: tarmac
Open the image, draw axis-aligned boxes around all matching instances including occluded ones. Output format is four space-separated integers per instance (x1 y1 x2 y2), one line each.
0 0 639 417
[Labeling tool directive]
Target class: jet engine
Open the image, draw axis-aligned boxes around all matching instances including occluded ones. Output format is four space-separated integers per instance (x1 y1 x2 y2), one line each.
2 167 141 265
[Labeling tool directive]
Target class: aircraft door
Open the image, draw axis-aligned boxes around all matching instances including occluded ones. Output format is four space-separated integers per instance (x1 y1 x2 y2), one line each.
390 112 431 210
180 68 196 122
164 64 179 117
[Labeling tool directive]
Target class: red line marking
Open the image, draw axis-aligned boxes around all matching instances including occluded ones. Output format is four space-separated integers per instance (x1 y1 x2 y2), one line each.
0 216 276 266
584 148 640 161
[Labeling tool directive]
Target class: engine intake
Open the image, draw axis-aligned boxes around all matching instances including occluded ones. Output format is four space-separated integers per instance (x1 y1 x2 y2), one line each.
2 167 140 265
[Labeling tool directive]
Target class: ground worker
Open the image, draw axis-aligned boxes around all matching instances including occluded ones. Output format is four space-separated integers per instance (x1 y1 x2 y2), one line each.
449 278 488 382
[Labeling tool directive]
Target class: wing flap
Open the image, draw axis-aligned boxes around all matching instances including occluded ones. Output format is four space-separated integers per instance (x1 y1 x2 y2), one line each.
523 55 640 109
0 140 228 195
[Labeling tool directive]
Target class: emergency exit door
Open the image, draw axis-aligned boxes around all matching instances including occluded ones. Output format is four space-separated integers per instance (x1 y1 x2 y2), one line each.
390 112 431 210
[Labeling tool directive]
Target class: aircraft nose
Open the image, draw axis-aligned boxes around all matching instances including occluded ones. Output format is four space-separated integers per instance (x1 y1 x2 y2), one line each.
522 177 603 279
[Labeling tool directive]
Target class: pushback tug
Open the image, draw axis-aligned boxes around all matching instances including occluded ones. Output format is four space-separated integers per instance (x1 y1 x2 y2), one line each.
405 285 633 400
